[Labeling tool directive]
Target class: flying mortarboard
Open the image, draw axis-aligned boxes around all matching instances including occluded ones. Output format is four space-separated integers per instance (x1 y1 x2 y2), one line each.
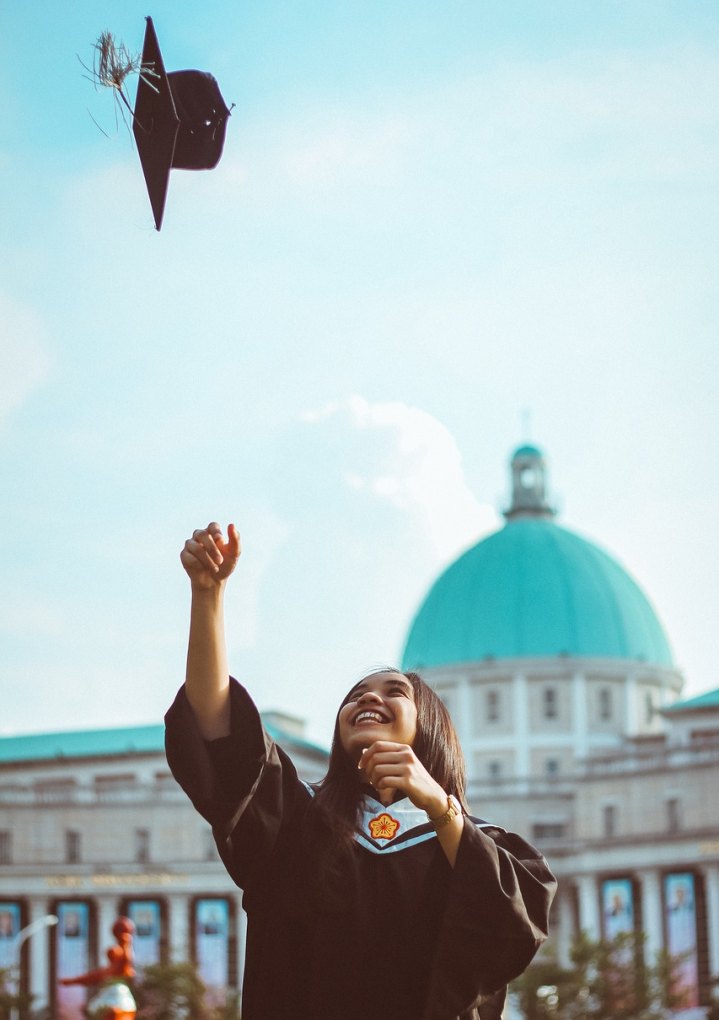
132 17 231 230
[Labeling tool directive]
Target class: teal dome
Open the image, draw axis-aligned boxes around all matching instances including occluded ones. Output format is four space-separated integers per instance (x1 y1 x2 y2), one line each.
402 518 673 670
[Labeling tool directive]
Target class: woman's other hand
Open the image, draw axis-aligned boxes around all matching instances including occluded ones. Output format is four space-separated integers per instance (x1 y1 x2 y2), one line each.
358 741 447 818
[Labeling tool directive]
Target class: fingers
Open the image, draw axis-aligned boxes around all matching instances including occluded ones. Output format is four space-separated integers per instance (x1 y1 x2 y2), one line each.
183 528 223 574
227 522 242 559
180 522 242 579
358 742 408 770
359 743 416 791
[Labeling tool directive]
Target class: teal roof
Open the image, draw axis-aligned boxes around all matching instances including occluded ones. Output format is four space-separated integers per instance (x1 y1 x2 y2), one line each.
663 688 719 713
0 717 328 765
513 444 543 458
402 518 673 670
0 724 165 763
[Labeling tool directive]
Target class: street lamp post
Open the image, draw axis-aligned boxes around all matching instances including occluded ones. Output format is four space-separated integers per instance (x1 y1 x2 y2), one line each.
9 914 59 1020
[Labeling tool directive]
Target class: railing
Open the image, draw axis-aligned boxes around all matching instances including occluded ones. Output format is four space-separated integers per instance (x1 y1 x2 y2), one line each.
0 782 186 806
580 740 719 777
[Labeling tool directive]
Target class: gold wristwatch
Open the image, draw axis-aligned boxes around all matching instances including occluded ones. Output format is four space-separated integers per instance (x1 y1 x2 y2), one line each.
428 794 462 830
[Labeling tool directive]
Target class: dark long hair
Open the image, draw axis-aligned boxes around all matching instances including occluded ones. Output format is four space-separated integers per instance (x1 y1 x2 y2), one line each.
310 668 468 853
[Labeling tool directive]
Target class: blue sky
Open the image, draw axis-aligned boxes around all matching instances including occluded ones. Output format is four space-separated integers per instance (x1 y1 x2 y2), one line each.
1 1 718 743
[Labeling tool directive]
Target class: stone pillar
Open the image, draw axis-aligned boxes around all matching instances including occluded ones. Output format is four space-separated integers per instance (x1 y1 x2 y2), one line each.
576 874 600 940
95 895 120 957
702 863 719 981
167 894 190 963
638 869 664 963
555 884 576 968
624 673 639 735
572 671 588 761
455 675 472 757
26 898 53 1014
513 673 530 777
237 896 247 993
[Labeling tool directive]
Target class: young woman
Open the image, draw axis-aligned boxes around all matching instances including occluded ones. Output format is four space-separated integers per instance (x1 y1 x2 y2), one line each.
165 523 556 1020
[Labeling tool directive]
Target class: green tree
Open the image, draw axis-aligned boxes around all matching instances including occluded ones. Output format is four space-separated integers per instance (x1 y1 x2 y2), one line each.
208 989 241 1020
134 962 208 1020
133 961 241 1020
511 931 689 1019
0 966 33 1020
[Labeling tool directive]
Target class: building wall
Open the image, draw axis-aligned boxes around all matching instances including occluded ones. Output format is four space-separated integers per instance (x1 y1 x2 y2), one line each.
2 677 718 1014
0 741 327 1016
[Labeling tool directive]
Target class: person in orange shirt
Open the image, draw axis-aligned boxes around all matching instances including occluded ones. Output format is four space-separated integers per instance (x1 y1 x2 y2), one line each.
59 916 136 1020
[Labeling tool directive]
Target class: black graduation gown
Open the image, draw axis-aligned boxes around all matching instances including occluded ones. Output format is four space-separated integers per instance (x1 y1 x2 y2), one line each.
165 679 556 1020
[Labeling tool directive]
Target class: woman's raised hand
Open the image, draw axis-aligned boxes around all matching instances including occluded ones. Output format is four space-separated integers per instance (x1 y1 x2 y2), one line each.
180 522 241 591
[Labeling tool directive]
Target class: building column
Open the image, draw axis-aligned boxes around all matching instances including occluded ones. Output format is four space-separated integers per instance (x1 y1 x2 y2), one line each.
624 673 639 735
237 895 247 993
26 898 53 1014
455 676 472 753
572 671 588 761
576 874 600 940
638 869 664 963
555 885 576 968
95 895 120 955
167 894 190 963
701 863 719 982
513 673 530 777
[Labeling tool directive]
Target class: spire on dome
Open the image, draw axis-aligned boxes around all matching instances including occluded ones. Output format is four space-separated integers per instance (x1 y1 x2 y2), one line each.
504 445 556 521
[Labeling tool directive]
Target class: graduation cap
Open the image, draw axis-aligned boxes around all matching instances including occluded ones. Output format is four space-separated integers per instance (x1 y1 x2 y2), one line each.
132 17 231 230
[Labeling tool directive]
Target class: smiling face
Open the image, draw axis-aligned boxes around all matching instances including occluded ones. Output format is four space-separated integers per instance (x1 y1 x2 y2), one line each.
337 670 418 762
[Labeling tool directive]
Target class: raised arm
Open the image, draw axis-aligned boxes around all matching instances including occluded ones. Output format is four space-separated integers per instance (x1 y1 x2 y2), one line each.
180 522 241 740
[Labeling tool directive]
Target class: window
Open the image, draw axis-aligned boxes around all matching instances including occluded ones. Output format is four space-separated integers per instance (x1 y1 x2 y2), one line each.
95 773 136 796
543 687 558 720
599 687 612 721
666 798 681 833
486 689 500 723
65 830 81 864
135 829 150 864
603 805 617 839
532 823 566 841
488 761 502 779
645 692 655 724
35 778 76 803
545 758 559 776
0 830 11 865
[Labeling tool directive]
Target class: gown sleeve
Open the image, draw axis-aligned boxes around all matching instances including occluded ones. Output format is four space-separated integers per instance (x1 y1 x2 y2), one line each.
164 677 309 893
423 819 557 1020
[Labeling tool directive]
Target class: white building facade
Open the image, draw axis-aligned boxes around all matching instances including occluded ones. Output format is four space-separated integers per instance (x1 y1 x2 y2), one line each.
401 446 719 1014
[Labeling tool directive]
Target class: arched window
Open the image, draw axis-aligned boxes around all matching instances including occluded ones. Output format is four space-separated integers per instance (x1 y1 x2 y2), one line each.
65 829 81 864
666 797 681 833
599 687 612 721
486 689 500 722
603 804 617 838
543 687 558 720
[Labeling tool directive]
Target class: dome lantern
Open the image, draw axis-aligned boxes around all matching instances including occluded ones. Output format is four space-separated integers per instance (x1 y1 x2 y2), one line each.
504 444 556 521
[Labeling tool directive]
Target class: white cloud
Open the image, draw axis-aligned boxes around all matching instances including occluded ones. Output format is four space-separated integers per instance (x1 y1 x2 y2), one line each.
220 44 719 211
283 111 414 189
0 292 51 427
302 395 498 562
